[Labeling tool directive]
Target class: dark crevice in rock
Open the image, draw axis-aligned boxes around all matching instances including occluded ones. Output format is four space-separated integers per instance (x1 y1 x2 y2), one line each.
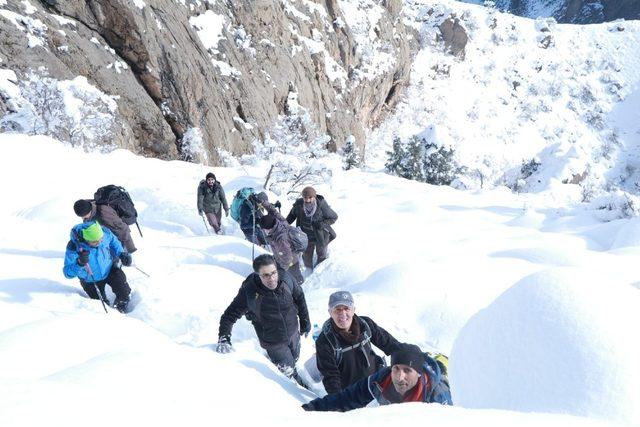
46 1 185 155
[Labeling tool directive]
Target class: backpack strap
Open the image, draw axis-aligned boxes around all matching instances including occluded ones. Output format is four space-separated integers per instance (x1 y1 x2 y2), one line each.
322 317 373 366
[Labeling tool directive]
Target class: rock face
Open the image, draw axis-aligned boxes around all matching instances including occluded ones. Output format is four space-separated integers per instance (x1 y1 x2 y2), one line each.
0 0 418 163
465 0 640 24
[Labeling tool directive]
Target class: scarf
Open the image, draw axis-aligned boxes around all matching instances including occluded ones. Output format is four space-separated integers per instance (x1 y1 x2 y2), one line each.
331 315 361 345
303 199 317 218
379 372 428 404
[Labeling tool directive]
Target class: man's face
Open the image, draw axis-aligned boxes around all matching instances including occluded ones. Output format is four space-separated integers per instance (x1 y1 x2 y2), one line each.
329 304 354 331
391 364 420 395
258 264 278 289
206 177 215 185
303 195 315 204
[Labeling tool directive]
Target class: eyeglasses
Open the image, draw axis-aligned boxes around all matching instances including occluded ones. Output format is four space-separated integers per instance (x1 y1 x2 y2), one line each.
259 270 278 279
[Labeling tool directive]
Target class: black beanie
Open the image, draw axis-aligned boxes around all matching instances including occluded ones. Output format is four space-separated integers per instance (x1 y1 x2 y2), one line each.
391 344 426 372
259 214 277 230
206 172 216 180
73 199 92 217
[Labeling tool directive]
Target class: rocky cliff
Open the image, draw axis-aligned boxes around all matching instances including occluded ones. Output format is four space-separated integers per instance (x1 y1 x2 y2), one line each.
0 0 418 163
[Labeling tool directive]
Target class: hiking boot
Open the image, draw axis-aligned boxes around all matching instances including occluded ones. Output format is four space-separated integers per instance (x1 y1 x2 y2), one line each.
113 297 130 313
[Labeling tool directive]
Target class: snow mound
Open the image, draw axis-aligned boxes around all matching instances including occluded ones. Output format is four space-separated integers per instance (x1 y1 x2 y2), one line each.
449 268 640 424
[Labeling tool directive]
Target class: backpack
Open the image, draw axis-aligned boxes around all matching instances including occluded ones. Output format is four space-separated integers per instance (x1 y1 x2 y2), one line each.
230 187 255 222
287 225 308 252
322 318 374 367
94 185 138 226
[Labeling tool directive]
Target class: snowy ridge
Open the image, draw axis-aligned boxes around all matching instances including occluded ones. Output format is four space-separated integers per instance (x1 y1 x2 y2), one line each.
368 1 640 209
1 134 639 425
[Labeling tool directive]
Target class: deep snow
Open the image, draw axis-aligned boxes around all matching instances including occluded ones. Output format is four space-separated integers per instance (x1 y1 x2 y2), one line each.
1 134 639 426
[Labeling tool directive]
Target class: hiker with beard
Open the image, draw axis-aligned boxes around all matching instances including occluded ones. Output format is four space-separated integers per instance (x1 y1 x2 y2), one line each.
316 291 400 394
286 186 337 271
302 343 452 411
197 172 229 235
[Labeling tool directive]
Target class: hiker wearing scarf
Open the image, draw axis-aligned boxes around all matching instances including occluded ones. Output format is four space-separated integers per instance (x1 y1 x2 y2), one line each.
302 344 453 412
315 291 400 394
286 186 338 270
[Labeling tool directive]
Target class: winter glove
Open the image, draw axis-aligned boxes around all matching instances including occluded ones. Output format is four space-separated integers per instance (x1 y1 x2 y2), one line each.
274 201 282 209
216 335 233 354
256 192 269 205
119 252 132 267
301 402 316 411
77 250 89 267
300 321 311 338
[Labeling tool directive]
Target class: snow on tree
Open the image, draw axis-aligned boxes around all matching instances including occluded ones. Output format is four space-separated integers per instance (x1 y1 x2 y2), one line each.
0 68 118 152
342 135 360 170
181 127 209 164
253 86 332 196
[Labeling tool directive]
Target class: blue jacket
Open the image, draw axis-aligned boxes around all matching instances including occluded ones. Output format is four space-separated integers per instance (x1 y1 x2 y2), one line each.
307 357 452 412
63 222 124 282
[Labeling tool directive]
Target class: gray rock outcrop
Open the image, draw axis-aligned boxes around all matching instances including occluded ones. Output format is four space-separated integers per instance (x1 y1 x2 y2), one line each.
0 0 419 163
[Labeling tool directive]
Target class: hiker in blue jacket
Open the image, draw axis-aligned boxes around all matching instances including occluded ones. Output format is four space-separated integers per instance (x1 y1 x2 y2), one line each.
302 344 452 412
63 221 133 312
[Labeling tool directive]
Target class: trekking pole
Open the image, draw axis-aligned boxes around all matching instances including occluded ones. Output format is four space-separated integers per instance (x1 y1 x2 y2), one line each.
251 203 256 260
135 221 143 238
86 267 108 313
132 264 150 278
201 214 211 235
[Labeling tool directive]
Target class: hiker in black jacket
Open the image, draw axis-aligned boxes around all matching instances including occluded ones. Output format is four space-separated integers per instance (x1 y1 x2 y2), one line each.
216 254 311 383
316 291 400 394
286 186 337 270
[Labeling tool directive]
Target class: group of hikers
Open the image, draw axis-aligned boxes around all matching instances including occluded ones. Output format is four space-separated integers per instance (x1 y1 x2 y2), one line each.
62 174 452 412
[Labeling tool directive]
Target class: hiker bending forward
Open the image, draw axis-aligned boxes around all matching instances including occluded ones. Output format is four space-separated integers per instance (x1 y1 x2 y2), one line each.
303 344 452 412
216 254 310 383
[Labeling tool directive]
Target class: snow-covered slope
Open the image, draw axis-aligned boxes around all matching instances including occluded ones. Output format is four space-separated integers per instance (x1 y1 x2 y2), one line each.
1 134 639 426
368 1 640 211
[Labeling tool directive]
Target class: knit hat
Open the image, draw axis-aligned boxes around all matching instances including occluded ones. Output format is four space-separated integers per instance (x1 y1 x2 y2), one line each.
328 291 354 310
82 221 104 242
259 214 276 230
301 186 316 198
73 199 92 217
206 172 216 180
391 344 426 372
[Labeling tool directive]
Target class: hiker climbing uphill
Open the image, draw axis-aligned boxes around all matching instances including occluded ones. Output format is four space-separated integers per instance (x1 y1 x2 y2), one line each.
62 220 133 313
216 254 310 385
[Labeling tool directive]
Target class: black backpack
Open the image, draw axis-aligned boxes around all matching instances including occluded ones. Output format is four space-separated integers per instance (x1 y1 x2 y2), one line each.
322 318 375 367
94 185 139 227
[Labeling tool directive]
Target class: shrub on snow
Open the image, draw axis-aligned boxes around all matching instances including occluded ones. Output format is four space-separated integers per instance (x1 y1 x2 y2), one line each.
0 69 118 152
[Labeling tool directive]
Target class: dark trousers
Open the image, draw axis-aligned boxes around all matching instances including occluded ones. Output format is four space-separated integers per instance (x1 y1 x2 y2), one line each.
205 211 222 233
286 261 304 285
80 267 131 303
262 333 301 375
242 228 267 245
302 241 328 269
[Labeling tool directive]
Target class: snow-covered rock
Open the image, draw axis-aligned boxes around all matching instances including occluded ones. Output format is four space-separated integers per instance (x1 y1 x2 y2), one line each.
450 268 640 424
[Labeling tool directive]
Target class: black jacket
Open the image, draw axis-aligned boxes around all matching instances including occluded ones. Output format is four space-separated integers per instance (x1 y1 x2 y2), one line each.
218 269 310 345
316 315 400 394
286 195 337 246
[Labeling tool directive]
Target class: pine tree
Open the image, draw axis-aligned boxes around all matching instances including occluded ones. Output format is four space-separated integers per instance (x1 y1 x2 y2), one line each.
342 136 360 170
404 135 426 181
385 137 406 176
422 142 459 185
